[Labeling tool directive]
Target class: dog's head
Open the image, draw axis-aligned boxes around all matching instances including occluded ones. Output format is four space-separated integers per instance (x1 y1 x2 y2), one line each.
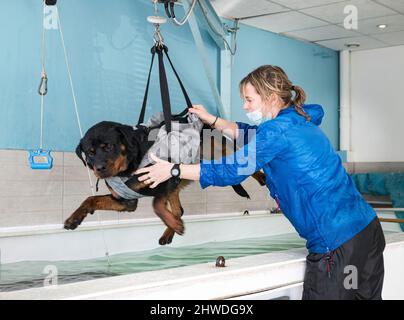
75 121 143 179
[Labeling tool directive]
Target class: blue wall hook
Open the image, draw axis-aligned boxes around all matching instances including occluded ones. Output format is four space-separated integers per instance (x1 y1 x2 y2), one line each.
28 149 53 169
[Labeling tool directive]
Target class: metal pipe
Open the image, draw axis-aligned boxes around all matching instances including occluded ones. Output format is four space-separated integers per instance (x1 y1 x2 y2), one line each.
340 50 352 159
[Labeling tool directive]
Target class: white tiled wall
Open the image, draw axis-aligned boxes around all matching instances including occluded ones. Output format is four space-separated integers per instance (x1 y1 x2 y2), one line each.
0 150 275 228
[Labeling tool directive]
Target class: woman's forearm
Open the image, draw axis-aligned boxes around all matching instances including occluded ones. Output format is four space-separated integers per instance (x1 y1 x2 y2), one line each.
179 163 201 181
206 114 239 140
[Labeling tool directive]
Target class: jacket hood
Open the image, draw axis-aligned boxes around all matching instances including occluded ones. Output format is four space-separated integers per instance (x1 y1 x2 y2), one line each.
302 104 324 126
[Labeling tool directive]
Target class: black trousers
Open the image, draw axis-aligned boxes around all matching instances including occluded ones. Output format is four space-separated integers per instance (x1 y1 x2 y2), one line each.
302 217 386 300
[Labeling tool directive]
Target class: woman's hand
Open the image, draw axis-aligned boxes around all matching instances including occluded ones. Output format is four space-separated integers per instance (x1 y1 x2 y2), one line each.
189 104 215 125
134 153 174 189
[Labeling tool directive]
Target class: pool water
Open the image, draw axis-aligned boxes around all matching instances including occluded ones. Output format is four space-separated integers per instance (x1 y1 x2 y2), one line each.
0 233 305 292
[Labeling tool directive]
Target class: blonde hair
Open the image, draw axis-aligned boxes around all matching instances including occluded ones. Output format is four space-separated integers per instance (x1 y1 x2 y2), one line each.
239 65 310 121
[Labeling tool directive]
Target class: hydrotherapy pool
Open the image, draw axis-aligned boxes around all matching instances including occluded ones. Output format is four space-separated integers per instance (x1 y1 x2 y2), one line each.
0 212 298 292
0 232 305 292
0 211 403 299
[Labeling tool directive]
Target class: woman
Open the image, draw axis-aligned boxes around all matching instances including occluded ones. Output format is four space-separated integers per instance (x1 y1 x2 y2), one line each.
135 65 386 300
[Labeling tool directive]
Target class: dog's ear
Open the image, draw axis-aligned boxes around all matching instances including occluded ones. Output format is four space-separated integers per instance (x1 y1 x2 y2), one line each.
115 124 143 163
115 125 136 150
75 141 87 167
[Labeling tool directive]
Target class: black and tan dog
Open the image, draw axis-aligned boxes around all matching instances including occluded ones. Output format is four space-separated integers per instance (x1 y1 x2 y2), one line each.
64 121 266 245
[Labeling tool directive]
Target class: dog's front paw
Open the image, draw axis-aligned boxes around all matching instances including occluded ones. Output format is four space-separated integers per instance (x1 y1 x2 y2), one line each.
64 207 92 230
64 216 84 230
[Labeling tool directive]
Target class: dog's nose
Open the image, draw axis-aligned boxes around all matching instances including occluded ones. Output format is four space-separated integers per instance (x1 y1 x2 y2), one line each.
95 165 106 172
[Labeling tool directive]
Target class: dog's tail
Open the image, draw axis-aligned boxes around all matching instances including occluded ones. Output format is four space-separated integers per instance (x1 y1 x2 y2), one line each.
231 184 251 200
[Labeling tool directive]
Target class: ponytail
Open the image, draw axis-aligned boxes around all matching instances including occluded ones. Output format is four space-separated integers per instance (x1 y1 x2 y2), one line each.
291 85 310 121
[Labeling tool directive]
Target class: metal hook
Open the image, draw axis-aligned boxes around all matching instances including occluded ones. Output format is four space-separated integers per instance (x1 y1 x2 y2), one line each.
152 23 165 47
38 71 48 96
147 1 167 47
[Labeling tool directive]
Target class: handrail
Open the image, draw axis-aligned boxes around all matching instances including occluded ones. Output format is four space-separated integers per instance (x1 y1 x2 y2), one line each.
376 208 404 212
379 217 404 224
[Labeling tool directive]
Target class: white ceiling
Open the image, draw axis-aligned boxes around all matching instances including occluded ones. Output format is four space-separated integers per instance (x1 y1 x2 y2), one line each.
210 0 404 51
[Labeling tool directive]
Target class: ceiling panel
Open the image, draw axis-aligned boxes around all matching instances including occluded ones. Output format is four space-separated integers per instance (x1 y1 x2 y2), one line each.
300 0 397 24
372 30 404 45
316 35 388 50
374 0 404 14
344 14 404 35
210 0 404 51
284 24 362 41
270 0 346 10
243 11 328 33
210 0 288 19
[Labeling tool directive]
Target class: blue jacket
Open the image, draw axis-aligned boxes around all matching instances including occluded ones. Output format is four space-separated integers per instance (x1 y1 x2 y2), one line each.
200 104 376 254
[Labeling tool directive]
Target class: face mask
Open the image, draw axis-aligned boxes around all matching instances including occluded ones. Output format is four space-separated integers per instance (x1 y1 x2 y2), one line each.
246 107 273 125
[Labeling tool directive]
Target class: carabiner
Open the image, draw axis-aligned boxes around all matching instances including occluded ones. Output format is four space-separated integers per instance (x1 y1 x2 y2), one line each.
38 72 48 96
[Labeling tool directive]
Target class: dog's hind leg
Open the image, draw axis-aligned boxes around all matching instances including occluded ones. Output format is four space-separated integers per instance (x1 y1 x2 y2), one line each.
64 195 138 230
153 194 184 238
159 189 184 245
252 171 266 186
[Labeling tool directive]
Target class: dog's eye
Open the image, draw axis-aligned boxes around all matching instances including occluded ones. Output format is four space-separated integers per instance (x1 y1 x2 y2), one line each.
88 149 95 157
104 144 113 152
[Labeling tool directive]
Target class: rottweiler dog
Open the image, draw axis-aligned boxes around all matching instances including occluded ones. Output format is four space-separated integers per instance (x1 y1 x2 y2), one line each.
64 121 266 245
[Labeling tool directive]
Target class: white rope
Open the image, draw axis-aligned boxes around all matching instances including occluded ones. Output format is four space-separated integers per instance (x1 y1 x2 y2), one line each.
39 1 46 150
55 4 111 266
196 0 238 56
172 0 197 26
40 93 44 150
